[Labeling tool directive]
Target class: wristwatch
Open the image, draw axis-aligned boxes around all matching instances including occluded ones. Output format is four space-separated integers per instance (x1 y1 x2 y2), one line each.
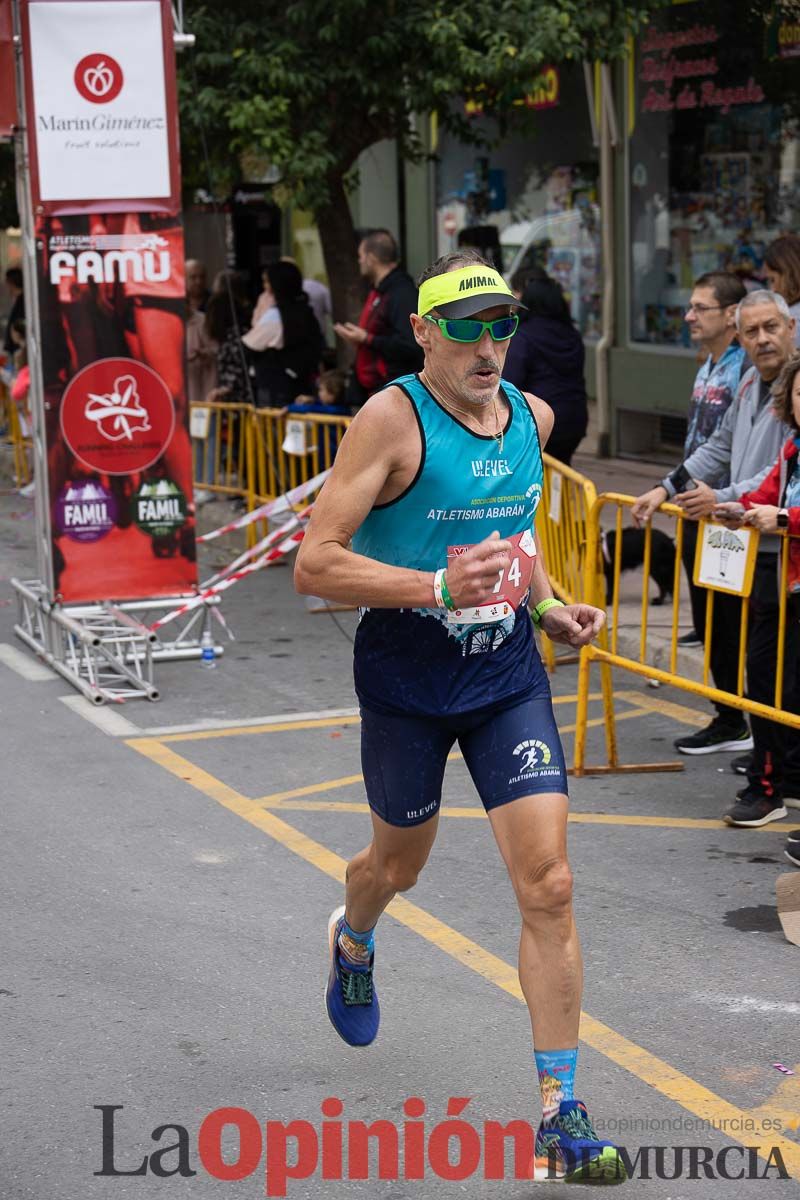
777 509 789 530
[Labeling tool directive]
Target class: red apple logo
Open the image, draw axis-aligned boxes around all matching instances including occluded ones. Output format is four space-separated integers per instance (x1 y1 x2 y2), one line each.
74 54 124 104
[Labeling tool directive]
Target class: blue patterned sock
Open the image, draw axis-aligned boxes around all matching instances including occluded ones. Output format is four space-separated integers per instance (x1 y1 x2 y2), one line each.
535 1047 578 1123
337 916 375 968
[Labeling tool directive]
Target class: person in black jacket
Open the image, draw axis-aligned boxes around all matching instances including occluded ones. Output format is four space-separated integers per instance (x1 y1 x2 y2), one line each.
503 268 588 465
3 268 24 358
334 230 423 406
244 260 323 408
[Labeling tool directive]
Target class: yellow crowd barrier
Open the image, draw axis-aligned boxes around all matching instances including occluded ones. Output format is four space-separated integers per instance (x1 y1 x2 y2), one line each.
538 454 598 672
572 492 800 776
191 402 352 544
2 380 32 487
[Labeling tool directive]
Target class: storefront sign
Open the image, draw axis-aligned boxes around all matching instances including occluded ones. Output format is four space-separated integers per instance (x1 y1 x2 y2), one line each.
465 67 560 117
777 22 800 59
639 22 764 116
21 0 180 212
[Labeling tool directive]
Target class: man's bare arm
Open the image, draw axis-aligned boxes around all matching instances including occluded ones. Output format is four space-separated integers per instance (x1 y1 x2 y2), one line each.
295 388 512 608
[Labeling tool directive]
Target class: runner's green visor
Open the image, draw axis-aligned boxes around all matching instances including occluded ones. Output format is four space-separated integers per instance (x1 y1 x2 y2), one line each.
418 264 523 319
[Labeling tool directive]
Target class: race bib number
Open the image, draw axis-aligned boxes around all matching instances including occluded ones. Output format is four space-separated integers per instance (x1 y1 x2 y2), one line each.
446 529 536 625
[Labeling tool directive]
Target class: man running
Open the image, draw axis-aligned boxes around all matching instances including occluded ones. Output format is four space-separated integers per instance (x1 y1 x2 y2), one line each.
295 250 621 1183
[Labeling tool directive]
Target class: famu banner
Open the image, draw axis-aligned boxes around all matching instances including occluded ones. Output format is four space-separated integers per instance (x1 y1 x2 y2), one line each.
36 211 197 601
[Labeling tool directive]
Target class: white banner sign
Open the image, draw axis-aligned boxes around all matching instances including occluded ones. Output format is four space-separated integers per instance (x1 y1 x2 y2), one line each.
28 1 170 201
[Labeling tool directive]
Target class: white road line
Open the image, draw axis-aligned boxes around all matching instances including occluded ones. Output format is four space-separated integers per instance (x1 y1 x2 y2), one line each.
59 695 140 736
0 643 57 681
141 706 361 736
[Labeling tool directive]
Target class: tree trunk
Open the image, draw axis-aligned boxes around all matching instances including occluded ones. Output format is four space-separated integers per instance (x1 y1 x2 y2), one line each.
315 172 366 364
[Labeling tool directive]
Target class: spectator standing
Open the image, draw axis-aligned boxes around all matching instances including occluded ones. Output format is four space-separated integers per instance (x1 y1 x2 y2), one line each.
280 256 332 343
185 259 210 315
716 351 800 829
503 268 588 465
763 234 800 345
244 260 323 407
632 291 795 761
205 271 252 406
333 229 423 407
3 267 24 357
668 272 748 651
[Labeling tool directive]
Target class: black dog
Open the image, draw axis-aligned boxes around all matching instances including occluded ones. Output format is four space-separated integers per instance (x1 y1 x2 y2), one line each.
602 527 676 606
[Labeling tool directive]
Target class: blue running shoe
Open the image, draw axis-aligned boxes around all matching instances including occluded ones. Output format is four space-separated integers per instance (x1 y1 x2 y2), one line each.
534 1100 627 1184
325 905 380 1046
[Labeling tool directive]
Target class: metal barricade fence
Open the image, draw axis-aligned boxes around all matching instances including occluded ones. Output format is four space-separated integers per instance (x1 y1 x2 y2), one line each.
538 454 598 672
3 380 32 487
573 492 800 775
191 400 253 504
249 408 351 536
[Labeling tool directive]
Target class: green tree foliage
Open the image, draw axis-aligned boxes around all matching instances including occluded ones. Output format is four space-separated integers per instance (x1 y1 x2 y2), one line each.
181 0 665 319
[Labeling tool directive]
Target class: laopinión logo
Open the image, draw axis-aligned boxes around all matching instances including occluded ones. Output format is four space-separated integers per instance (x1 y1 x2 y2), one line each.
94 1101 791 1195
74 53 124 104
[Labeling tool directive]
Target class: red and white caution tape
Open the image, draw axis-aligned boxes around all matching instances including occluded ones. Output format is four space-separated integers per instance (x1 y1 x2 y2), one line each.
150 527 307 632
200 504 313 589
196 469 330 543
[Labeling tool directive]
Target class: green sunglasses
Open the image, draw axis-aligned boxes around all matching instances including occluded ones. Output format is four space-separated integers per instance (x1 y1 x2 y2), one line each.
423 313 519 343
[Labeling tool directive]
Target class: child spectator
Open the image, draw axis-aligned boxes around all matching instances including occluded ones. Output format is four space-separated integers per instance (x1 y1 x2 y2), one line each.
284 369 350 467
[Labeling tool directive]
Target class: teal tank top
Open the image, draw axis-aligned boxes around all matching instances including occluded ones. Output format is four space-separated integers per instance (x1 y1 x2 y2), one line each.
352 374 546 716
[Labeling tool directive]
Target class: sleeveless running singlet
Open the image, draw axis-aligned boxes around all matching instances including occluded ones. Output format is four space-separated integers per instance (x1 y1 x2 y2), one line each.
352 373 544 716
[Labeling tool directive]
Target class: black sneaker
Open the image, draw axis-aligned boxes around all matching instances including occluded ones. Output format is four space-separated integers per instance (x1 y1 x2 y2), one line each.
675 718 753 756
786 832 800 867
677 629 702 648
731 753 752 776
725 788 788 827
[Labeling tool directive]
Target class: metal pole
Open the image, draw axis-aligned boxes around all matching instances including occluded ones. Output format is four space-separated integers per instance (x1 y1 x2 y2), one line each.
594 63 617 460
11 0 55 607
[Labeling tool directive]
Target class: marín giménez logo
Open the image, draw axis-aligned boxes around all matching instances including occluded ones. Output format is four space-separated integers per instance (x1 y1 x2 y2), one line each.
74 54 124 104
85 376 151 443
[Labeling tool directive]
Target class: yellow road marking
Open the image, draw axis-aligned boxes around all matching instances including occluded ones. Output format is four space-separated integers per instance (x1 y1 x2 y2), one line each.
251 795 800 833
151 692 615 744
127 735 800 1175
158 715 363 743
617 689 708 727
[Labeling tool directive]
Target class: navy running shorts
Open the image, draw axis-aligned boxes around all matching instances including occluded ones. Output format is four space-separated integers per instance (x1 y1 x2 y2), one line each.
360 689 568 827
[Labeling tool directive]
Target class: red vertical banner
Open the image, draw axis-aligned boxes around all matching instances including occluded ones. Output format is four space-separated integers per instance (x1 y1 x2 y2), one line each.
0 0 17 137
20 0 197 601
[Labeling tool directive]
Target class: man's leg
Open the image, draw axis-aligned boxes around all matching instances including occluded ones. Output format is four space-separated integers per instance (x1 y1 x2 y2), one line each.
488 793 580 1050
344 809 440 935
325 705 452 1045
678 520 747 738
725 555 790 825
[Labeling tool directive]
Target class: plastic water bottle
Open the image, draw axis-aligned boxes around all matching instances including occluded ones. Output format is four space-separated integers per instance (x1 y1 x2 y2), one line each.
200 629 217 669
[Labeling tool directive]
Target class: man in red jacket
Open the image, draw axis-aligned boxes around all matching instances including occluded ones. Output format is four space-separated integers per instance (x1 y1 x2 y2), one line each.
334 230 423 406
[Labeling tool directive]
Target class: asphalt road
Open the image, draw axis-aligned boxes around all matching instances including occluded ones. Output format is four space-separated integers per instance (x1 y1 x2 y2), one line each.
2 486 800 1200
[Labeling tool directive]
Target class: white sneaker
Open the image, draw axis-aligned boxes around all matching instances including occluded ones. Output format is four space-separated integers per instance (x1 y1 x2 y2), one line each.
19 481 35 497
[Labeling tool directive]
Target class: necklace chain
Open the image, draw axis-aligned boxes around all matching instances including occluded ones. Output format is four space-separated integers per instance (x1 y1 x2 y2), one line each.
436 393 505 454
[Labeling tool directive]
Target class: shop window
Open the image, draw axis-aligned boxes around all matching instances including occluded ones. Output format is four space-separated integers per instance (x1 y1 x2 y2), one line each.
435 66 601 338
629 0 800 347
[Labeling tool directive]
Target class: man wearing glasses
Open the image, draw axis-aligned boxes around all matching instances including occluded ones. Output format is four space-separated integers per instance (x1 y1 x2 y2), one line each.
633 272 748 754
295 251 622 1183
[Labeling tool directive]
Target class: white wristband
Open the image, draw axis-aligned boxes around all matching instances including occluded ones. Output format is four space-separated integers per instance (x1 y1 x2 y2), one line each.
433 568 446 609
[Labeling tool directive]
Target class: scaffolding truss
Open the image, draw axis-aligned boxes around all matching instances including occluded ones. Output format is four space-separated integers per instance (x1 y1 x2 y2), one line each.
12 579 225 705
